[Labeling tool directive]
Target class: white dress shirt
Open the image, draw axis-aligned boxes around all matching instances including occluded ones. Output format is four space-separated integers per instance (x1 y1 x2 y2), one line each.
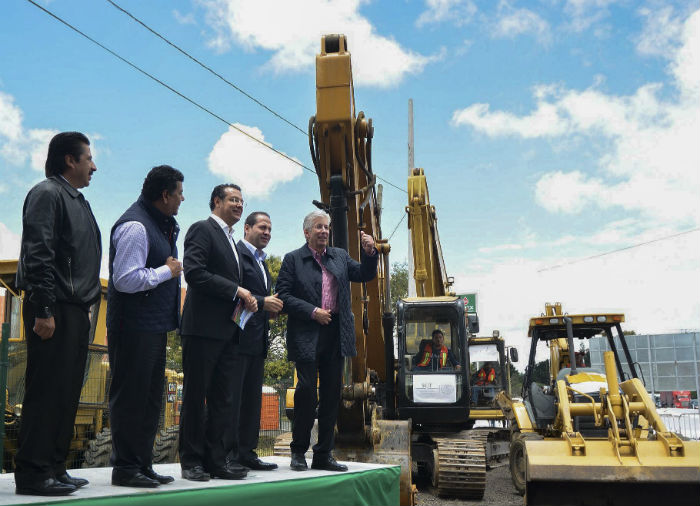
241 238 268 287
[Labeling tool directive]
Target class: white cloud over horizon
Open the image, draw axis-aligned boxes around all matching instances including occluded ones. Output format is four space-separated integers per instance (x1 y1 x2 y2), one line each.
207 123 303 198
198 0 435 88
453 7 700 229
455 230 700 368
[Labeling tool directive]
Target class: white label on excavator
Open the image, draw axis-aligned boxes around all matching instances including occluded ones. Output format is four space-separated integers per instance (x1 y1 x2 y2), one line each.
413 374 457 403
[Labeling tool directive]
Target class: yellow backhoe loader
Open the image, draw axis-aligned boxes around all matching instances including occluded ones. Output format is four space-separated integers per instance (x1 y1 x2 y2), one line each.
497 303 700 505
0 259 183 470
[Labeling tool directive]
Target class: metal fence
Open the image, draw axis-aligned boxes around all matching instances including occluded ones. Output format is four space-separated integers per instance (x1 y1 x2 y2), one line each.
659 411 700 440
2 344 293 471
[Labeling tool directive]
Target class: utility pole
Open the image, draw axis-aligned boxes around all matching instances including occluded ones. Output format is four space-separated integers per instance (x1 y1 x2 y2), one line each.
407 99 416 297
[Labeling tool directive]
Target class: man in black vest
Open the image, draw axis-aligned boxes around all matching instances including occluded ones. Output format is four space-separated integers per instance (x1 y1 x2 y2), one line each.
225 212 283 471
178 184 257 482
15 132 101 496
107 165 184 487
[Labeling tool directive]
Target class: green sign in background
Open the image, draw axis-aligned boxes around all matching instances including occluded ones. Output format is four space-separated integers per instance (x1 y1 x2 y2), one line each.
458 293 477 313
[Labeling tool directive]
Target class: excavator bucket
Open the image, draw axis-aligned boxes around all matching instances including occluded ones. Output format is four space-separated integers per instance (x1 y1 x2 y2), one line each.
525 438 700 506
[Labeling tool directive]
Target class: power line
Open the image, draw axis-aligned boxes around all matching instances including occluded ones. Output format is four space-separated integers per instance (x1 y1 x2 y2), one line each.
537 227 700 272
105 0 308 137
103 0 408 195
388 212 407 241
26 0 409 207
24 0 315 175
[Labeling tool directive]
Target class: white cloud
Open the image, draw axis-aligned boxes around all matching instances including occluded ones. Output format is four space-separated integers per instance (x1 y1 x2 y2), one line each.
493 1 551 45
0 222 20 260
455 230 700 368
207 123 303 198
198 0 433 88
534 170 607 214
563 0 621 33
0 90 56 172
173 9 197 25
453 8 700 228
635 6 684 58
416 0 477 27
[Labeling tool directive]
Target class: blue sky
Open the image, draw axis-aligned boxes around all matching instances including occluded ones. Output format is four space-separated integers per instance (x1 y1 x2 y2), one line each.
1 0 698 357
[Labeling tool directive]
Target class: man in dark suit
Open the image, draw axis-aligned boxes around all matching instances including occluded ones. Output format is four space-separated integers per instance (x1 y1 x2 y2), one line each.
226 211 283 471
276 210 378 472
178 184 257 482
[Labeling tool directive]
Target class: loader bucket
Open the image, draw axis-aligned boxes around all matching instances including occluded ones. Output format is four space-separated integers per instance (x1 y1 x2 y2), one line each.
524 438 700 506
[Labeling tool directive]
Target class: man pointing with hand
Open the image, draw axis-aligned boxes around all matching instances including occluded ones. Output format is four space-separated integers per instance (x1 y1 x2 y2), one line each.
276 210 378 473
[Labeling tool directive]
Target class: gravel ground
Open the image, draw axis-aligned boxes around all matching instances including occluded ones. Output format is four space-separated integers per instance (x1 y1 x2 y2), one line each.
415 465 523 506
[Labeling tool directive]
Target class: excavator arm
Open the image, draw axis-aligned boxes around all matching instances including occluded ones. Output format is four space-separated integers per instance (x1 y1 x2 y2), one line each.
406 168 453 297
306 34 413 505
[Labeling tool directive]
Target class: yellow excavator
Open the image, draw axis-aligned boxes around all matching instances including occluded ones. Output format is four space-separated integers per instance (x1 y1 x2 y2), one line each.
497 303 700 505
275 33 415 505
466 330 518 467
397 167 487 497
278 34 490 504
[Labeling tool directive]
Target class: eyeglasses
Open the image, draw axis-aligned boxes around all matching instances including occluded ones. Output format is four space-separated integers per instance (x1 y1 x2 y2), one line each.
231 197 245 206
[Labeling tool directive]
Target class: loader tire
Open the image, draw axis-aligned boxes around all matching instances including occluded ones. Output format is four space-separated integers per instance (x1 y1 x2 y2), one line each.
152 426 179 464
509 433 543 496
83 428 112 468
509 436 527 496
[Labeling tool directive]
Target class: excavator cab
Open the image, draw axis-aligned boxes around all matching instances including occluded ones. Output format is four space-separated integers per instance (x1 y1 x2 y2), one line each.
396 296 471 427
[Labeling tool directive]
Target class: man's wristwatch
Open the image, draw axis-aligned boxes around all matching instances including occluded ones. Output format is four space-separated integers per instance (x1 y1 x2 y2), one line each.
37 305 53 319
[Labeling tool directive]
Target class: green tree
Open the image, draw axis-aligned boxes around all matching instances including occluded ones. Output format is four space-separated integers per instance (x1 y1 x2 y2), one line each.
263 255 294 392
508 362 524 397
166 330 182 372
530 359 550 386
390 261 408 312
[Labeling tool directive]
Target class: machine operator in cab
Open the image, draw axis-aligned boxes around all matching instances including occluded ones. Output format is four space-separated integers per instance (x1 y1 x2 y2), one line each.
413 329 461 371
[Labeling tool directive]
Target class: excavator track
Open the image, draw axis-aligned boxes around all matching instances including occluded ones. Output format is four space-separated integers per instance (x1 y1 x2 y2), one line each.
433 438 486 499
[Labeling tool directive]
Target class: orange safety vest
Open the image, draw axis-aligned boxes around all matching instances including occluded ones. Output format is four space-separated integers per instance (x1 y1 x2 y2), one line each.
477 367 495 385
417 343 448 368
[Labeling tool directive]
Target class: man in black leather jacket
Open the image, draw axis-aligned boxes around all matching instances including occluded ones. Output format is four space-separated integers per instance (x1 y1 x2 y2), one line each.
14 131 102 496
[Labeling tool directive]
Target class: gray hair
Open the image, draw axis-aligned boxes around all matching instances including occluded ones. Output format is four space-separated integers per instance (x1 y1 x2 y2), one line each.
303 210 331 232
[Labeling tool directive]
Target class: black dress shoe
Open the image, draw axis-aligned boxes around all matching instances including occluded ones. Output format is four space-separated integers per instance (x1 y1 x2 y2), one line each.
311 455 348 472
181 465 210 482
56 472 89 488
239 457 278 471
141 467 174 484
290 453 308 471
210 466 247 480
16 477 76 496
111 470 160 488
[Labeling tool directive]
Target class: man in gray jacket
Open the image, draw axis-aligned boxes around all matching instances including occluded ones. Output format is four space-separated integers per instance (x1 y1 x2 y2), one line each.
15 132 101 496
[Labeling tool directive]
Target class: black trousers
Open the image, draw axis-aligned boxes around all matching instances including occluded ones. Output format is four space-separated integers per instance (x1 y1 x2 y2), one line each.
290 318 343 457
108 329 167 473
179 335 237 471
14 299 90 484
226 352 265 462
